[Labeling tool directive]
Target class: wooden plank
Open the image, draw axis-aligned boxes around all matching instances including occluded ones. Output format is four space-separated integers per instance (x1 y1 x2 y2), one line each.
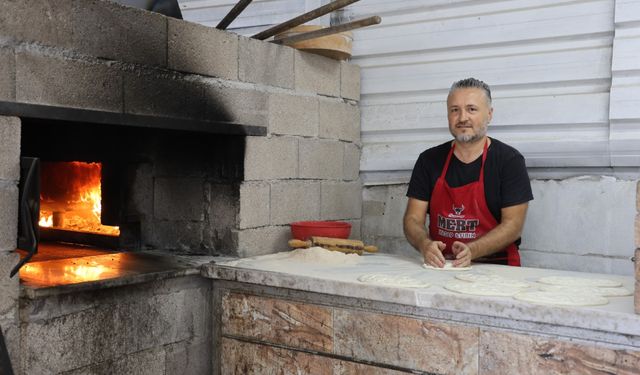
333 308 479 374
252 0 360 40
221 292 333 352
479 330 640 375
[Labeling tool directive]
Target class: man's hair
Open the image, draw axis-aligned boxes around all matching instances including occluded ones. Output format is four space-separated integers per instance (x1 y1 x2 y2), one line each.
449 78 492 104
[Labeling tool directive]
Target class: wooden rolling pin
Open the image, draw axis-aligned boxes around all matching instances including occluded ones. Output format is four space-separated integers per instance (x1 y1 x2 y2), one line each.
288 236 378 255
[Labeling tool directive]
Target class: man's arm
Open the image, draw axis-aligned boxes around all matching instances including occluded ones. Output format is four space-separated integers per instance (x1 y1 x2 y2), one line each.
403 197 446 267
451 202 529 267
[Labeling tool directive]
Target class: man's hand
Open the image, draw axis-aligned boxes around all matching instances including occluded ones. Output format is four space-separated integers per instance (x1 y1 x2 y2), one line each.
421 240 446 268
451 241 472 267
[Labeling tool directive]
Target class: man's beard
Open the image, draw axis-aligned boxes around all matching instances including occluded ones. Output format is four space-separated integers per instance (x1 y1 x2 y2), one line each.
452 122 488 143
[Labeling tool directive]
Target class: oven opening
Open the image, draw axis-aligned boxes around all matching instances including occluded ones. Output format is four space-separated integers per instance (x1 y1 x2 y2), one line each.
39 161 120 237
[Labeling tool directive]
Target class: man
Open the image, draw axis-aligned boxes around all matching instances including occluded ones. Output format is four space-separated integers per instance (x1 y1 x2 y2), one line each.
403 78 533 268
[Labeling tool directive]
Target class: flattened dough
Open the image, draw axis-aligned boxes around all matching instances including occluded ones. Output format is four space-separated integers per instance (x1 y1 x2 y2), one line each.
444 281 524 296
455 273 531 288
538 284 632 297
423 261 472 271
537 276 622 288
514 291 608 306
357 274 430 288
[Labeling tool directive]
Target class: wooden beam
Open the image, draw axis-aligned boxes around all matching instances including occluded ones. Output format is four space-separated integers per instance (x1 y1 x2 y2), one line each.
272 16 381 46
252 0 360 40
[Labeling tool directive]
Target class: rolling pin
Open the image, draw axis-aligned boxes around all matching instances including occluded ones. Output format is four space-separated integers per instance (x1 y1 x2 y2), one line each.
288 236 378 255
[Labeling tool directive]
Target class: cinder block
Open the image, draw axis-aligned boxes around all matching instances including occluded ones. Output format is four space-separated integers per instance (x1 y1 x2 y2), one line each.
344 142 361 181
205 82 268 126
321 181 362 220
233 226 290 258
0 185 18 251
319 99 360 142
0 255 19 371
165 341 212 375
294 51 340 97
124 70 206 120
239 182 270 229
0 0 73 47
343 219 362 240
72 0 167 66
0 47 15 101
244 136 298 180
268 93 318 136
149 220 205 252
169 19 238 80
0 116 20 181
299 139 344 179
340 62 361 101
154 177 204 221
270 181 321 225
16 51 122 112
239 36 294 89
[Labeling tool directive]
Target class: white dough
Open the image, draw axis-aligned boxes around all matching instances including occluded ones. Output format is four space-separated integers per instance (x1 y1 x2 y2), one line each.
537 275 622 288
444 281 524 296
514 291 609 306
538 284 632 297
357 274 430 288
423 261 472 271
455 273 531 288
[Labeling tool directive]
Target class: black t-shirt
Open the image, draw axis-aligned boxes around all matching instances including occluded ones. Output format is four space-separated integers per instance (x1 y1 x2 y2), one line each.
407 137 533 226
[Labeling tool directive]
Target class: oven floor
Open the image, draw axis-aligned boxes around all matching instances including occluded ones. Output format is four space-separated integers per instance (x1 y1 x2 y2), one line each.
17 242 116 262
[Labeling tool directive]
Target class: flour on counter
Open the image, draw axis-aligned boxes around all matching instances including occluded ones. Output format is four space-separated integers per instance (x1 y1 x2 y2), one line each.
455 273 531 288
537 276 622 288
423 261 472 271
231 247 362 268
444 281 524 296
514 291 609 306
538 284 632 297
357 274 431 288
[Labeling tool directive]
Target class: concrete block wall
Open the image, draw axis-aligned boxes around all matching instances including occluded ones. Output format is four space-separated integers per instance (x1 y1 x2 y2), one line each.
0 0 363 258
362 177 639 277
19 275 212 374
0 116 20 371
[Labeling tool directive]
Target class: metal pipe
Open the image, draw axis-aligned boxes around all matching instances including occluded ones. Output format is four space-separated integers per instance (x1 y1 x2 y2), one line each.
216 0 254 30
252 0 360 40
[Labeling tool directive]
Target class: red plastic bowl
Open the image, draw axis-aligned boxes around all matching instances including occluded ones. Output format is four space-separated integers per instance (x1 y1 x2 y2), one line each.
290 221 351 240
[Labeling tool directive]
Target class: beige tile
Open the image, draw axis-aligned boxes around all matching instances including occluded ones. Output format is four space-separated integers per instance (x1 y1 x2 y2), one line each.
222 292 333 352
479 329 640 375
334 309 479 374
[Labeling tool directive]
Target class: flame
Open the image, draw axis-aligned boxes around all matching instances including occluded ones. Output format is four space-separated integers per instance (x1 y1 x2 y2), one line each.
39 212 53 227
20 255 125 285
38 162 120 236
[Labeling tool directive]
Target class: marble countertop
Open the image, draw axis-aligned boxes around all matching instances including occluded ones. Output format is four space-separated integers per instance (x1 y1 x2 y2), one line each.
202 251 640 341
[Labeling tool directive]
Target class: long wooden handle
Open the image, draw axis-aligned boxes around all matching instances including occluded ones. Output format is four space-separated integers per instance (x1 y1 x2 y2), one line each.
364 245 378 253
288 239 312 248
252 0 361 40
273 16 381 46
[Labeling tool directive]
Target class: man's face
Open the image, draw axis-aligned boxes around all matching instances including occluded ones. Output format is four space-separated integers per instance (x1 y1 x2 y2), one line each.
447 88 493 144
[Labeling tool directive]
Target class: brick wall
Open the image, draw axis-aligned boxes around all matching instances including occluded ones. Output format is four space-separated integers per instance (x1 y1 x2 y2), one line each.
0 116 20 370
0 0 362 258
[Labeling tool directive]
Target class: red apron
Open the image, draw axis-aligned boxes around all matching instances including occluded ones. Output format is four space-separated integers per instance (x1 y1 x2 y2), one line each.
428 140 520 266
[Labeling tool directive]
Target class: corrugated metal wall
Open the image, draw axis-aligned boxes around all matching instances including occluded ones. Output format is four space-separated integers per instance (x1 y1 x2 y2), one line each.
180 0 640 184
